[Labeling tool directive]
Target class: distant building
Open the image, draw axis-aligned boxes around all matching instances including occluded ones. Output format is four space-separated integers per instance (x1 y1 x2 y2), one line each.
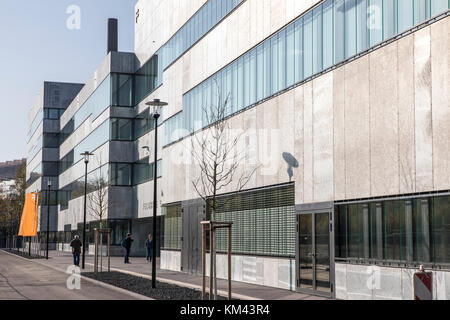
0 158 25 195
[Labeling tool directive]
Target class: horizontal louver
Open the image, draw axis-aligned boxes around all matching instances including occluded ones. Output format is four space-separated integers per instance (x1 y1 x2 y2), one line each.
162 204 182 250
213 184 295 257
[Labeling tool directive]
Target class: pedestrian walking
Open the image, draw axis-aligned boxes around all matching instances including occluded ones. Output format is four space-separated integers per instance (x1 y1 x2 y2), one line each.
121 233 134 264
69 235 82 266
145 234 153 262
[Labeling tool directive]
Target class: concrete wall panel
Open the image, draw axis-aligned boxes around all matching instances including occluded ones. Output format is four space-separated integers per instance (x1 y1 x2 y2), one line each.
344 56 371 199
369 45 399 197
431 18 450 190
414 27 433 192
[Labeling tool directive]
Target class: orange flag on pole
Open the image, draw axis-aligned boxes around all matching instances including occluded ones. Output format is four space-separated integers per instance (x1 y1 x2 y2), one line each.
18 193 39 237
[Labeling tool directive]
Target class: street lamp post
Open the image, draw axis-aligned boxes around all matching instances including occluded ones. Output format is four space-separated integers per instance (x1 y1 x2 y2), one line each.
145 98 167 289
81 151 94 269
46 179 51 259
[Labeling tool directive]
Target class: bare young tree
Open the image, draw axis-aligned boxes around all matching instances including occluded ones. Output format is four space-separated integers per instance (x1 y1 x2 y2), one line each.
190 81 258 299
86 158 111 270
87 158 109 229
190 81 257 220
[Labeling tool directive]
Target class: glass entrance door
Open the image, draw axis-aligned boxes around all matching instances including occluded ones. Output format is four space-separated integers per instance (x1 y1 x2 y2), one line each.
298 212 332 295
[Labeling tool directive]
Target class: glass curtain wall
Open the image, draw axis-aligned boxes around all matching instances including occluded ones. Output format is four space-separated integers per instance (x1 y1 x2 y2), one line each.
335 195 450 265
164 0 449 146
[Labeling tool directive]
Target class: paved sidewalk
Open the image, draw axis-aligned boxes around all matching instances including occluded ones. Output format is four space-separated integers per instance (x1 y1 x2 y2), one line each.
36 250 328 300
0 250 150 300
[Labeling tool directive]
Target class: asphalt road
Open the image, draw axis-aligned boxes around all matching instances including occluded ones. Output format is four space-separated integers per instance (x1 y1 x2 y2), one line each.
0 250 145 300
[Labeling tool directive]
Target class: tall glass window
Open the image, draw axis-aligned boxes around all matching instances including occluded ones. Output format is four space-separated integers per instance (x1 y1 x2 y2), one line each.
249 50 257 105
256 44 265 101
271 35 279 94
345 0 357 58
323 0 334 69
432 196 450 264
383 0 396 40
356 0 369 53
369 0 383 46
414 0 430 25
431 0 449 16
397 0 414 32
294 18 304 82
286 24 295 87
312 5 323 74
303 12 313 78
277 29 287 91
334 0 345 63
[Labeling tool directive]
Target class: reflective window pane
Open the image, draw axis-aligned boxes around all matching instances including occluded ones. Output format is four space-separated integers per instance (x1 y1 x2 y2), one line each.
432 196 450 264
323 0 334 69
397 0 414 32
345 0 357 59
334 0 345 63
303 12 313 78
312 5 323 74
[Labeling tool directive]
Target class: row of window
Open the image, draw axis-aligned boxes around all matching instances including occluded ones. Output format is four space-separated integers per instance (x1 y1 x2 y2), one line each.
161 0 244 71
59 73 134 145
335 195 450 264
41 220 131 246
26 161 59 187
164 0 450 146
58 160 162 210
27 132 61 166
134 0 244 106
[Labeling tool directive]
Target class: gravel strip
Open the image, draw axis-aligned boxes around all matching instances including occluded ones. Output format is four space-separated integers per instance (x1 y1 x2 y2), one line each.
83 271 231 300
2 249 46 260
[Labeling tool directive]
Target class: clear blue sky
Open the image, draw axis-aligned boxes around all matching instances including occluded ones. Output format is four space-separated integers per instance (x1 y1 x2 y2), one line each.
0 0 137 162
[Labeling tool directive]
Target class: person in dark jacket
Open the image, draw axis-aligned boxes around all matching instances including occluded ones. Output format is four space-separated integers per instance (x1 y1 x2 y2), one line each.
145 234 153 262
69 235 82 266
123 233 134 264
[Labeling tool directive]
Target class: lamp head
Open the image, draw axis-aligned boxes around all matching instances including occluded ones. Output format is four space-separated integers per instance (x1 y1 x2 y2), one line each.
145 98 167 119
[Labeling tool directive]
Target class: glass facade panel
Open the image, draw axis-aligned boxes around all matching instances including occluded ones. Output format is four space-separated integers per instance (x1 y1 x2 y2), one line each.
323 0 334 69
312 5 323 74
162 0 448 147
110 163 132 186
432 196 450 264
334 0 346 63
303 12 313 78
356 0 369 52
397 0 414 32
336 194 450 265
110 118 133 141
431 0 449 16
383 0 396 40
414 0 430 25
286 24 295 87
294 18 304 82
345 0 357 58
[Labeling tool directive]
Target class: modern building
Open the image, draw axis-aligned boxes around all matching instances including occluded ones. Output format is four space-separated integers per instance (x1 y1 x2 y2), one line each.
26 0 450 300
26 81 83 247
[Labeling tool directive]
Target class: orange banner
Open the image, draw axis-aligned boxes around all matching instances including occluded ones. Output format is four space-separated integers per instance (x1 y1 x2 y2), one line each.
18 193 39 237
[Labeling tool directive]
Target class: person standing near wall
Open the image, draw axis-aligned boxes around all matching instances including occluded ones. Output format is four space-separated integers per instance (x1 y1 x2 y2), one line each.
145 234 153 262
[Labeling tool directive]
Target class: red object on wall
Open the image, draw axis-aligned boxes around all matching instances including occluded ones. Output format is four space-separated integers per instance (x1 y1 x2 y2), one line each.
414 272 433 300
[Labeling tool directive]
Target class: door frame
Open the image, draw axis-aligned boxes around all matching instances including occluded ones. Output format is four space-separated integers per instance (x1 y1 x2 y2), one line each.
295 202 335 299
